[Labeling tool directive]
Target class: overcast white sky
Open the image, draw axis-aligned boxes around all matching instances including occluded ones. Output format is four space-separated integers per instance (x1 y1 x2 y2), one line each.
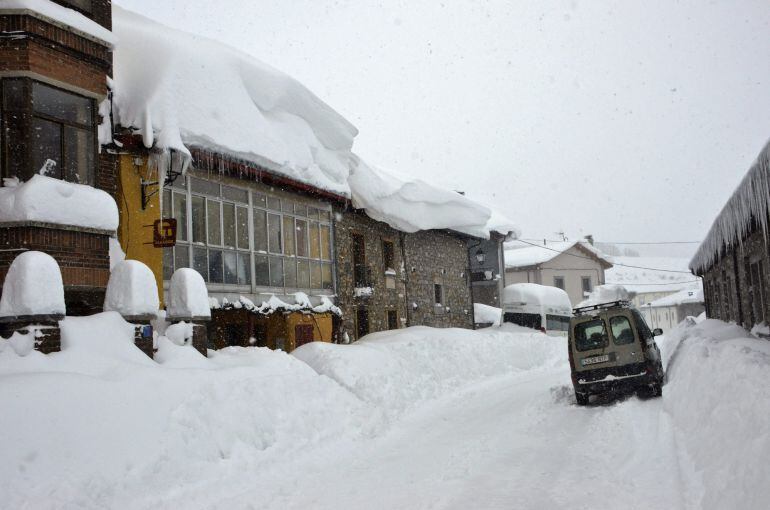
115 0 770 257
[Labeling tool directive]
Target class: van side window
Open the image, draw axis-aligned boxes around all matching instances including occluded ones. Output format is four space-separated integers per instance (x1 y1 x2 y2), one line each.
574 319 608 351
631 310 653 340
610 316 635 345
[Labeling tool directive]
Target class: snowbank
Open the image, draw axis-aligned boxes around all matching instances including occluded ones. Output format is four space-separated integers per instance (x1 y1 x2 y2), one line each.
0 320 562 508
166 268 210 319
0 174 119 231
474 303 502 326
103 260 159 317
349 157 519 239
111 6 357 196
0 251 65 316
293 326 565 422
1 0 116 46
661 318 770 510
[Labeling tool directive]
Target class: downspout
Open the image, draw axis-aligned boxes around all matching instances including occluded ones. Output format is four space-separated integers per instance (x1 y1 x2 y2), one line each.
732 248 744 325
399 231 412 327
466 239 480 329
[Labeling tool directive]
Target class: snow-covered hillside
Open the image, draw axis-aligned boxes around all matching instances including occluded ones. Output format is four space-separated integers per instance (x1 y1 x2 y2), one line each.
606 256 701 293
0 316 768 509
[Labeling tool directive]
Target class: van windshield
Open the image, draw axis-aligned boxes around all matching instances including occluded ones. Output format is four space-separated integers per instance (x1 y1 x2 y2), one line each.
574 318 609 351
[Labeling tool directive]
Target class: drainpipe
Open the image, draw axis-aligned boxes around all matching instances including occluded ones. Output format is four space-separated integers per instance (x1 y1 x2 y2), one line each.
732 248 744 326
466 239 479 329
399 232 412 327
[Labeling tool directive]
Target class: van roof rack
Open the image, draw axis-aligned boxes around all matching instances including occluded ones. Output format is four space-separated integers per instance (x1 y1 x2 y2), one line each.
572 300 631 315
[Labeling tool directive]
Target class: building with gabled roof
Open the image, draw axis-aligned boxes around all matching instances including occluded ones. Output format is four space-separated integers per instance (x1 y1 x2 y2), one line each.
504 240 613 306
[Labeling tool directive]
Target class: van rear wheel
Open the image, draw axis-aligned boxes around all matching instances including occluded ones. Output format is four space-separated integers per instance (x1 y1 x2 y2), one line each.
575 392 589 406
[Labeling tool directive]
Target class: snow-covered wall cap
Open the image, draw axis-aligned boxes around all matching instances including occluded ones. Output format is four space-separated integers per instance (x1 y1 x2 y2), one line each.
647 288 705 308
167 268 211 319
0 251 65 317
0 174 119 231
349 155 519 239
110 6 358 196
104 260 159 317
690 139 770 274
1 0 116 47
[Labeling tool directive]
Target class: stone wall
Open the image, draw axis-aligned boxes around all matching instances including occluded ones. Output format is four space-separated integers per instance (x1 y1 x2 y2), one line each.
402 230 474 329
334 208 408 340
699 222 770 328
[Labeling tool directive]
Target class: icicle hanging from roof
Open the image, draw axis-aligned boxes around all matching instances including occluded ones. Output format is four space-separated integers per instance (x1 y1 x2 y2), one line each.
690 139 770 274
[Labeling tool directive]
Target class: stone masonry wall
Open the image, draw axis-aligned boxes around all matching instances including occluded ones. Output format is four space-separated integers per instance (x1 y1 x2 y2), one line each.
402 230 474 329
334 208 408 340
700 223 770 328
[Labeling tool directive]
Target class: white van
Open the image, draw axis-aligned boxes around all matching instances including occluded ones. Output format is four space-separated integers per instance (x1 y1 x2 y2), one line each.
501 283 572 336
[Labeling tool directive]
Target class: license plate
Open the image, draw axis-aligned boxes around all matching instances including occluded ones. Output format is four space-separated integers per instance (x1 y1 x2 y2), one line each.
581 354 610 366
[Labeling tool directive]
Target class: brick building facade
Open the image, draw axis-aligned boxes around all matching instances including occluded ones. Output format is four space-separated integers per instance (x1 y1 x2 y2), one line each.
0 0 116 315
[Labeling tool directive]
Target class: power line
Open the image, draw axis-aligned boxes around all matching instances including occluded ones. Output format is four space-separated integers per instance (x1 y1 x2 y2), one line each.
605 280 701 287
519 238 700 245
512 239 697 275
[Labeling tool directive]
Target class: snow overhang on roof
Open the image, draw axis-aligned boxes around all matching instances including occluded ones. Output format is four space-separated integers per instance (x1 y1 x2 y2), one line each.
110 6 357 197
348 155 520 240
690 139 770 274
1 0 116 47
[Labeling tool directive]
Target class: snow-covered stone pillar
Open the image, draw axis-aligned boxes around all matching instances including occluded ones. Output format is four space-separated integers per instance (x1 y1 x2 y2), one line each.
104 260 160 358
166 268 211 357
0 252 66 353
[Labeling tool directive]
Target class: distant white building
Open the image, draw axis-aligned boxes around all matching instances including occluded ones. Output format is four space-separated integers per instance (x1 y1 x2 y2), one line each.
504 241 613 307
639 288 705 332
605 256 702 309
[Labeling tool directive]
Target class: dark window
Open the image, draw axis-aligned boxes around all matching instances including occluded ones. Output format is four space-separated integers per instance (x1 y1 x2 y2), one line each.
356 308 369 339
295 324 314 349
434 283 444 305
553 276 565 290
582 276 592 294
382 240 395 271
54 0 93 15
387 310 398 330
609 315 635 345
352 233 369 287
503 312 542 330
2 79 96 184
545 314 570 332
632 309 653 340
574 318 609 351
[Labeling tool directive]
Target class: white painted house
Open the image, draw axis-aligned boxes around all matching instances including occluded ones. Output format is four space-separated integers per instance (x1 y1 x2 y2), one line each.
639 288 705 332
504 241 613 307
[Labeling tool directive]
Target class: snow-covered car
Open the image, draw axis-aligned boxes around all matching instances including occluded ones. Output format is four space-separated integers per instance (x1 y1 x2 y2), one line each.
568 300 664 405
501 283 572 336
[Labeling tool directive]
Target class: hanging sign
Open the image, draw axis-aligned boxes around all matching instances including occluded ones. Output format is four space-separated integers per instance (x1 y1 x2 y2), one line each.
153 218 177 248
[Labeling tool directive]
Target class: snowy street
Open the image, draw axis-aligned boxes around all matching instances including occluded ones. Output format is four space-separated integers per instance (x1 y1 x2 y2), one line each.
2 316 768 509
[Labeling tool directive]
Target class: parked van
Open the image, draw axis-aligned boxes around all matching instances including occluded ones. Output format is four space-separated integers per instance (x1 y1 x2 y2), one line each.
568 300 665 405
501 283 572 336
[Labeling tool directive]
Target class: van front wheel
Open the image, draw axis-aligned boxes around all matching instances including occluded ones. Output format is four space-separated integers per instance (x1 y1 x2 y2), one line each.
575 392 589 406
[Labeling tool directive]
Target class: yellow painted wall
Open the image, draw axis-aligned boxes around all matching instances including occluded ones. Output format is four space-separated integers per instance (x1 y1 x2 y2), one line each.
115 153 165 306
285 312 333 352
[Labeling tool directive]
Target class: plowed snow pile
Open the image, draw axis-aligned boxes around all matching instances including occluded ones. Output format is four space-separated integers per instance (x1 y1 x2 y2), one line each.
0 317 562 509
661 318 770 510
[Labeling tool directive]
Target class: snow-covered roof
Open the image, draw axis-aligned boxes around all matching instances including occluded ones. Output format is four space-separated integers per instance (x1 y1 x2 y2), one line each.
0 174 119 231
211 293 342 317
111 6 358 196
1 0 116 47
504 241 612 269
691 139 770 274
606 256 701 294
502 283 572 315
349 157 519 240
648 288 705 308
